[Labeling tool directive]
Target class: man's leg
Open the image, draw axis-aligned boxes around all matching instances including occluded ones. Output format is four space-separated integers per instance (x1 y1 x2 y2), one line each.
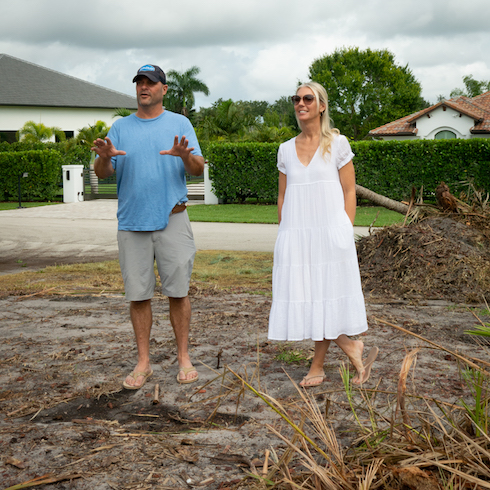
168 296 198 382
124 299 153 388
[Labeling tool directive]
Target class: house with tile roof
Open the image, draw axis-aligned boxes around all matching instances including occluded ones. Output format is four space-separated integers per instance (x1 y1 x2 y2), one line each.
0 54 137 143
368 91 490 141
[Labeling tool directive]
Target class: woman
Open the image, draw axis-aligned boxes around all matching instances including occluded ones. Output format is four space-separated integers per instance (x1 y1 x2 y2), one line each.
268 81 378 387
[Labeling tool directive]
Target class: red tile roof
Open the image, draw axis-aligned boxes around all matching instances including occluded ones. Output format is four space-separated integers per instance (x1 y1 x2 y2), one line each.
369 91 490 137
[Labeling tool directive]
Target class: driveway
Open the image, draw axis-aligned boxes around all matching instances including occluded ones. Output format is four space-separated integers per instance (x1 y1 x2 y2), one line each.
0 200 369 275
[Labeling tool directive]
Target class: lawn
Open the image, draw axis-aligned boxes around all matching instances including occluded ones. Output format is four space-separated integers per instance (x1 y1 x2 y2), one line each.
0 200 405 227
186 203 404 227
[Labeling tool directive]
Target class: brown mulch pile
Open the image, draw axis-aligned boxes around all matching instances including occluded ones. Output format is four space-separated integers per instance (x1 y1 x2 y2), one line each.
357 214 490 303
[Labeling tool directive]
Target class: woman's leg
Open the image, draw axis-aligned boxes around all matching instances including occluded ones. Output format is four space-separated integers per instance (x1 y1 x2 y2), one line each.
300 339 331 386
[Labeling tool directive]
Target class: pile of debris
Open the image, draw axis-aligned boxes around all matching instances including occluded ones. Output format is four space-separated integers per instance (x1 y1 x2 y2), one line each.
357 184 490 304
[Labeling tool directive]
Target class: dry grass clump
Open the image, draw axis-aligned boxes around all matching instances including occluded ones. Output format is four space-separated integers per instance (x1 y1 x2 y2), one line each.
0 251 273 298
225 314 490 490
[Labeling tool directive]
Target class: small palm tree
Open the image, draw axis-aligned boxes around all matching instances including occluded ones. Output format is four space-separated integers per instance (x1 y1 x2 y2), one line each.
113 108 134 118
166 66 210 118
17 121 66 143
73 121 110 194
197 99 257 141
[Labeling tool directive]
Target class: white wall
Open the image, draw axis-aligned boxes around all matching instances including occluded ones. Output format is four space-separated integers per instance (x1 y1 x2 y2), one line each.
416 106 472 139
0 106 122 136
379 105 490 140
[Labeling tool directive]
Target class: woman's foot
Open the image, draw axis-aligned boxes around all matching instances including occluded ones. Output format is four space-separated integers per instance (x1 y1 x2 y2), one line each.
299 371 325 388
352 347 379 385
346 340 366 384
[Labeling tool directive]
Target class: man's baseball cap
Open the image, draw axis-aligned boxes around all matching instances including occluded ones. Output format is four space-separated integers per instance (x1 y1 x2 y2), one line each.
132 64 166 84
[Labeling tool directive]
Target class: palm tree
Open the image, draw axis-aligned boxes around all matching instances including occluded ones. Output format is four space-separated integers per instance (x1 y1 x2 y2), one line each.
165 66 210 118
17 121 66 143
196 99 257 141
113 108 134 118
72 121 110 194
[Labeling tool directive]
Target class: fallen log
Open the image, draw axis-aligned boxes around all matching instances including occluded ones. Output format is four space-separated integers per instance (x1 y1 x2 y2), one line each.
356 184 409 215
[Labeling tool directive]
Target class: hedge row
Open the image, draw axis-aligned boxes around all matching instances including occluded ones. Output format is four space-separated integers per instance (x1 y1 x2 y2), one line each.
1 138 489 203
0 150 64 201
205 138 490 203
353 138 490 201
205 142 279 202
0 143 92 201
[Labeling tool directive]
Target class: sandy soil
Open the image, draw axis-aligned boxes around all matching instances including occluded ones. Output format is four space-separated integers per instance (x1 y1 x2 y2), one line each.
1 286 489 489
1 213 489 489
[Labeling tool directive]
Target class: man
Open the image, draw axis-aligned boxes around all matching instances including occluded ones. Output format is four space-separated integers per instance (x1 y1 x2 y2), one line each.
92 64 204 389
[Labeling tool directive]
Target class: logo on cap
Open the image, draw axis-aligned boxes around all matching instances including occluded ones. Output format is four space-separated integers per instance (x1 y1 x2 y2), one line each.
139 65 156 72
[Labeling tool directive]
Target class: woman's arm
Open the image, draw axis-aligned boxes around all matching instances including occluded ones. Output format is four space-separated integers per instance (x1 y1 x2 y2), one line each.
277 171 287 224
339 161 356 225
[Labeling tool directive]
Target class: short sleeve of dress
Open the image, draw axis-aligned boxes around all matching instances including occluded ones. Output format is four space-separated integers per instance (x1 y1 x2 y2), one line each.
277 143 286 175
336 135 355 170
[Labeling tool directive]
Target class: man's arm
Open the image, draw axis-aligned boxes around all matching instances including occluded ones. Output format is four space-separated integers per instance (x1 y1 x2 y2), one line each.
91 137 126 179
160 136 204 176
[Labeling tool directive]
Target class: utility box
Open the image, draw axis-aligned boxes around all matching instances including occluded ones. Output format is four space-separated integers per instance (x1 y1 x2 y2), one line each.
204 162 219 205
62 165 85 203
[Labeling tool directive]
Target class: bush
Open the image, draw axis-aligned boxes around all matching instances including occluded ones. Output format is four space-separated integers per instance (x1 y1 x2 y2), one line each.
0 150 64 201
353 138 490 201
205 139 490 203
206 142 279 202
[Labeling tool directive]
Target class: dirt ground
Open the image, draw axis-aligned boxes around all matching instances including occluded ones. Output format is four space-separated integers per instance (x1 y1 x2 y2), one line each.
1 215 490 489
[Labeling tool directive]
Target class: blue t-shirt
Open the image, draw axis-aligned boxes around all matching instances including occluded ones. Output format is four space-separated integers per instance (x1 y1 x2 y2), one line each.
108 110 202 231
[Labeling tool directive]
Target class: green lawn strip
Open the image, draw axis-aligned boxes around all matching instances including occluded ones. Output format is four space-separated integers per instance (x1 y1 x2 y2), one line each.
187 204 404 227
0 201 61 210
0 200 405 227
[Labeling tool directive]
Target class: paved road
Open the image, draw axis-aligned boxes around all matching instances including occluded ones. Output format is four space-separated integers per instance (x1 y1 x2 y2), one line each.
0 200 370 275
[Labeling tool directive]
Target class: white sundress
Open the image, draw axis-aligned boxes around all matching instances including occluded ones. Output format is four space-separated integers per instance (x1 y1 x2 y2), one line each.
268 134 368 341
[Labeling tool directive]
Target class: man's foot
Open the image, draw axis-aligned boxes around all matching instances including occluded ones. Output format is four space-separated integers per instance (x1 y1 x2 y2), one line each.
299 373 325 388
177 366 199 384
122 369 153 390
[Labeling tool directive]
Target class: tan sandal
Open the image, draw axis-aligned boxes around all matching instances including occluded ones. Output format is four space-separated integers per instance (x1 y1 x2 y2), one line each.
177 366 199 384
299 373 325 388
122 369 153 390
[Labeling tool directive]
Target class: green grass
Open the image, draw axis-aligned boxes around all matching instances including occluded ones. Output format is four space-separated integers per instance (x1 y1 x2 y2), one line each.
187 204 405 227
0 200 405 227
0 201 61 210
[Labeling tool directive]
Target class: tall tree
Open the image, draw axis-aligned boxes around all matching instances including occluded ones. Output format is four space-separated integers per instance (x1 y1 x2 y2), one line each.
450 75 490 98
308 47 427 140
165 66 210 118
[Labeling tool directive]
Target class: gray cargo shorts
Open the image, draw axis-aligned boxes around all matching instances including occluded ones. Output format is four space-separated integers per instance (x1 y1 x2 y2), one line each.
117 211 196 301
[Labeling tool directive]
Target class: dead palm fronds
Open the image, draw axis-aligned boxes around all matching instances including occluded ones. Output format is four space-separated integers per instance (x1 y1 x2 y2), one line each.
223 316 490 489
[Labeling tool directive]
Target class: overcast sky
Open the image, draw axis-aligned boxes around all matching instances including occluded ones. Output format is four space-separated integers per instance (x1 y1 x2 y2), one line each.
2 0 489 109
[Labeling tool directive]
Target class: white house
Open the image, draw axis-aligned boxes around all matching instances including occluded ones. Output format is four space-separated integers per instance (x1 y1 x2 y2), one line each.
368 92 490 141
0 54 137 143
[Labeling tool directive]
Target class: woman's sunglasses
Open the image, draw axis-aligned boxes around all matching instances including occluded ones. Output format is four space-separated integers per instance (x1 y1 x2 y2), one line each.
291 94 315 105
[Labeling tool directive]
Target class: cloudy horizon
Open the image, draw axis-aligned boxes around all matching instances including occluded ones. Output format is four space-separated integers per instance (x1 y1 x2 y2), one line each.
1 0 489 110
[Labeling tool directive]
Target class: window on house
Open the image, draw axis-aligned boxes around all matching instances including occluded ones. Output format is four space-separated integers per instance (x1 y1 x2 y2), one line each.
435 130 456 139
0 131 17 143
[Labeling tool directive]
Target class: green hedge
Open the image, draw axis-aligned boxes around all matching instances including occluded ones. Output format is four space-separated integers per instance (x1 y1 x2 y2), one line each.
0 150 64 201
353 139 490 201
205 142 279 202
205 138 490 203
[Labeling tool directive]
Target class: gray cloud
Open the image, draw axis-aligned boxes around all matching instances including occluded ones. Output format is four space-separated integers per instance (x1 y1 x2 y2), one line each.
1 0 489 108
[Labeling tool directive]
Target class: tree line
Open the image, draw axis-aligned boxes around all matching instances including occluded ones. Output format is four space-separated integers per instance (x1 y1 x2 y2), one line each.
14 47 490 146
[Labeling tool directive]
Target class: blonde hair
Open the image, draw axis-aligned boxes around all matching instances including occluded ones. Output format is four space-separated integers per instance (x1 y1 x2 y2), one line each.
296 81 339 156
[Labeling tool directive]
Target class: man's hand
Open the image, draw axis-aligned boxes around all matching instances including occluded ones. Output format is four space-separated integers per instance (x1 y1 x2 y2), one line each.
159 136 194 159
91 137 126 159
